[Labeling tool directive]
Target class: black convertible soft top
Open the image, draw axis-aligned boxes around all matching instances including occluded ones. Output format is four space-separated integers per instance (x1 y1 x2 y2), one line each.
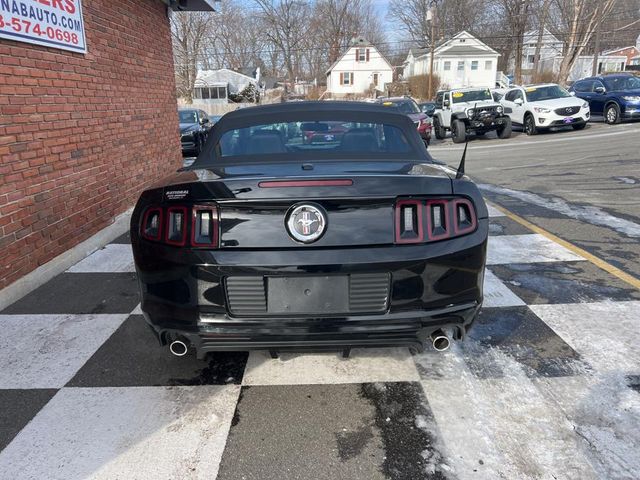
193 101 432 166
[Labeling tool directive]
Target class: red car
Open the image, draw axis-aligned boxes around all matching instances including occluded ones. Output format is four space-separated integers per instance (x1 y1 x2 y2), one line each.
378 97 432 146
302 121 350 144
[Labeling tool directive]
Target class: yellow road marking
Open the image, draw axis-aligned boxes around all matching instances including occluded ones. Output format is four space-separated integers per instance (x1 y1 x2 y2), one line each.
489 202 640 291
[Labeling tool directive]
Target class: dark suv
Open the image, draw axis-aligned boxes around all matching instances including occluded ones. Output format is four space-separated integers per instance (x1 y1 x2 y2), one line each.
570 74 640 124
179 108 213 155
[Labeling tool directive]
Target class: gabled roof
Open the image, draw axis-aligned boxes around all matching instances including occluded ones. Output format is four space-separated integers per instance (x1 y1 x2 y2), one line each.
434 31 499 56
325 37 393 75
523 28 561 44
602 46 640 55
195 68 257 87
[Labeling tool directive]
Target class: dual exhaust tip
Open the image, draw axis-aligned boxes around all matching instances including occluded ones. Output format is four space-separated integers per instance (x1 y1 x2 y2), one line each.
169 330 452 356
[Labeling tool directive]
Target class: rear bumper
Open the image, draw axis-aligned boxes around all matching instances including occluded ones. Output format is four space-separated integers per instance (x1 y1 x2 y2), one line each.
133 219 488 356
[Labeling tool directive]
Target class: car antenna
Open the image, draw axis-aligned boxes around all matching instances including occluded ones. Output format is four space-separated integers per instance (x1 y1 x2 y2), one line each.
455 141 469 179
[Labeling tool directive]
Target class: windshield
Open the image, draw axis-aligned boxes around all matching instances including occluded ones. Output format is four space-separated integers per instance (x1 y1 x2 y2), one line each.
602 76 640 91
179 110 198 123
452 89 492 103
211 119 414 160
382 100 420 114
525 85 571 102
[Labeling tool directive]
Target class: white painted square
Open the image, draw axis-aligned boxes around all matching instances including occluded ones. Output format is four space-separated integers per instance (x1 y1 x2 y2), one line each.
486 203 506 217
487 234 585 265
0 314 127 389
0 385 240 480
420 347 597 480
482 269 526 308
131 303 142 315
530 301 640 373
67 244 135 273
242 348 420 385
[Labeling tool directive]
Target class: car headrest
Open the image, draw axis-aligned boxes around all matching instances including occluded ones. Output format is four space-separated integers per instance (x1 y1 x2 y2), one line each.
246 130 287 154
340 128 378 152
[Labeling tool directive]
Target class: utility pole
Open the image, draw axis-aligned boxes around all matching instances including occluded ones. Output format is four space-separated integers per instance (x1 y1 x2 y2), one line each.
427 7 436 100
592 21 601 76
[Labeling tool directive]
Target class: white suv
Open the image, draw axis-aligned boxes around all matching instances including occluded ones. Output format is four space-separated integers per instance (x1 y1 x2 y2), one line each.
499 83 590 135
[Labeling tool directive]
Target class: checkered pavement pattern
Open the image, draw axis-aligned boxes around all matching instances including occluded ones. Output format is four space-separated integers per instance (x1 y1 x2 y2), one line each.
1 204 639 480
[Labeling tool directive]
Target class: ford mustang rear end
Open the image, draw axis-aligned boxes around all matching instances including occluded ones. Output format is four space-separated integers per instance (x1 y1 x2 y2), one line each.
131 101 488 358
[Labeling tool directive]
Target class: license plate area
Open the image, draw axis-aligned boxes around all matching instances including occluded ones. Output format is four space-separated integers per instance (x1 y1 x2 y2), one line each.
267 276 348 314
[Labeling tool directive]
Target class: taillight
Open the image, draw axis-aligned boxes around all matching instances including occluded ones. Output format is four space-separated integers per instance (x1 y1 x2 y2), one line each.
140 204 219 248
395 199 423 244
191 205 218 246
165 206 188 246
141 207 163 241
394 197 477 244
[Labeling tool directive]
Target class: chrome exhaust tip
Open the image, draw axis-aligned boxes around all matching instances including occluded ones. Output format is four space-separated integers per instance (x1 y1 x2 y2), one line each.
169 339 188 357
431 330 450 352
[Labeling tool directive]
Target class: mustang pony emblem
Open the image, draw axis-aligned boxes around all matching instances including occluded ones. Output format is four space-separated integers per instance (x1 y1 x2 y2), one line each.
286 204 326 243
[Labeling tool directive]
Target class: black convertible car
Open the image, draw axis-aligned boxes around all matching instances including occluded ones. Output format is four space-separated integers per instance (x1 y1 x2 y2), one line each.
131 102 488 358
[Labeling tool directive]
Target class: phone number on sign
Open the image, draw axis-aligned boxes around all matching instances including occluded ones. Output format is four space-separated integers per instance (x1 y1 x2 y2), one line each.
0 15 79 44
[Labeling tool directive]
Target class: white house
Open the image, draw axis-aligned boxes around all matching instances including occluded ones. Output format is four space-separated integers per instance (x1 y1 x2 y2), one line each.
325 37 393 97
192 68 260 104
403 31 500 89
520 28 564 75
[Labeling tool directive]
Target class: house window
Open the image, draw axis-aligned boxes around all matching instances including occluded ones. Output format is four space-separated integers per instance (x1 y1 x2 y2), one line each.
485 60 492 70
444 61 451 71
194 86 227 100
528 55 536 64
341 72 353 85
373 73 379 86
471 61 478 70
457 61 464 71
356 48 369 62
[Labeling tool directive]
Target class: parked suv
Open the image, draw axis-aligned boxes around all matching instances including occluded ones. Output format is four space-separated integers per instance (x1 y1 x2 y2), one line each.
500 83 590 135
179 108 212 155
377 96 432 145
570 74 640 124
432 88 512 143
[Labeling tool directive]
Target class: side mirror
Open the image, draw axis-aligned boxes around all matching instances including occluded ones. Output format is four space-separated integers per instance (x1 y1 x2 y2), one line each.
594 86 606 94
200 117 209 125
443 99 450 107
514 98 524 105
569 91 576 96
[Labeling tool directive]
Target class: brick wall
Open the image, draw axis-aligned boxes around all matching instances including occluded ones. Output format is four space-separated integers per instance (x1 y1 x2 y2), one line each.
0 0 182 290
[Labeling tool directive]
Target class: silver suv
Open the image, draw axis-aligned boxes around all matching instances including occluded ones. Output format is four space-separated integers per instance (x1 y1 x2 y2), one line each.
432 88 512 143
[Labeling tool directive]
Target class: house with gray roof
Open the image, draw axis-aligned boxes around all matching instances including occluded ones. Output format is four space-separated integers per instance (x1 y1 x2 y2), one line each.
403 31 500 89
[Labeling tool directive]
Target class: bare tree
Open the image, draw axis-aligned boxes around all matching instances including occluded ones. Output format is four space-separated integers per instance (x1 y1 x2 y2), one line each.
553 0 619 84
253 0 310 84
171 11 215 103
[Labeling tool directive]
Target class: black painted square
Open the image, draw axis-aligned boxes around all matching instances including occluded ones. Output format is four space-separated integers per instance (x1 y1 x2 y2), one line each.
489 262 640 305
488 216 532 236
0 389 58 452
1 273 139 315
463 306 589 378
67 315 247 387
218 382 449 480
111 231 131 244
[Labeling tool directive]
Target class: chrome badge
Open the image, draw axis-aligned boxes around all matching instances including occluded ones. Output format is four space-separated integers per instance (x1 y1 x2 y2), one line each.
286 204 326 243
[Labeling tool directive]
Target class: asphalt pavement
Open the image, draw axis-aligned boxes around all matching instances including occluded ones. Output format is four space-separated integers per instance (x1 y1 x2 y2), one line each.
430 120 640 279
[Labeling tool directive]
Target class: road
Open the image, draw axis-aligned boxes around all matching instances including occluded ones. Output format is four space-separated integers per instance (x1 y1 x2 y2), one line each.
430 121 640 279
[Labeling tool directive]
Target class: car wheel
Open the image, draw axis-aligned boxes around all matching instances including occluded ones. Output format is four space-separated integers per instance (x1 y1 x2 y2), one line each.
524 114 537 135
433 117 446 140
572 123 586 130
604 103 621 125
497 117 512 139
451 119 466 144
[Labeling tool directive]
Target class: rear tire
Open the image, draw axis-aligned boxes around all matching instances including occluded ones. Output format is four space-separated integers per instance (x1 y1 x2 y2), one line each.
604 103 621 124
524 113 538 136
433 116 446 139
451 119 467 144
497 117 512 139
572 123 586 130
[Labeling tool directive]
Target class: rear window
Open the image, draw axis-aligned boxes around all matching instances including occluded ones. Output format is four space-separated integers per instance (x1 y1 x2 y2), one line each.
217 120 413 157
381 100 420 114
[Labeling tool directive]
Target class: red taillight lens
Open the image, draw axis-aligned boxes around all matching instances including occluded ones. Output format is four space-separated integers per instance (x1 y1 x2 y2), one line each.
191 205 219 247
141 204 219 248
165 206 188 246
141 207 163 241
395 199 424 244
394 197 476 244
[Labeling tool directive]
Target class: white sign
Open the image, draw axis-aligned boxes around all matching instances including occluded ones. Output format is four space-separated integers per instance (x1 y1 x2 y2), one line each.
0 0 86 53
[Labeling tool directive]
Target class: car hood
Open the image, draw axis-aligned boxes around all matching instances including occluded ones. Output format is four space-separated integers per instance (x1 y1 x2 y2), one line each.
179 123 198 134
407 112 428 122
530 97 585 109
